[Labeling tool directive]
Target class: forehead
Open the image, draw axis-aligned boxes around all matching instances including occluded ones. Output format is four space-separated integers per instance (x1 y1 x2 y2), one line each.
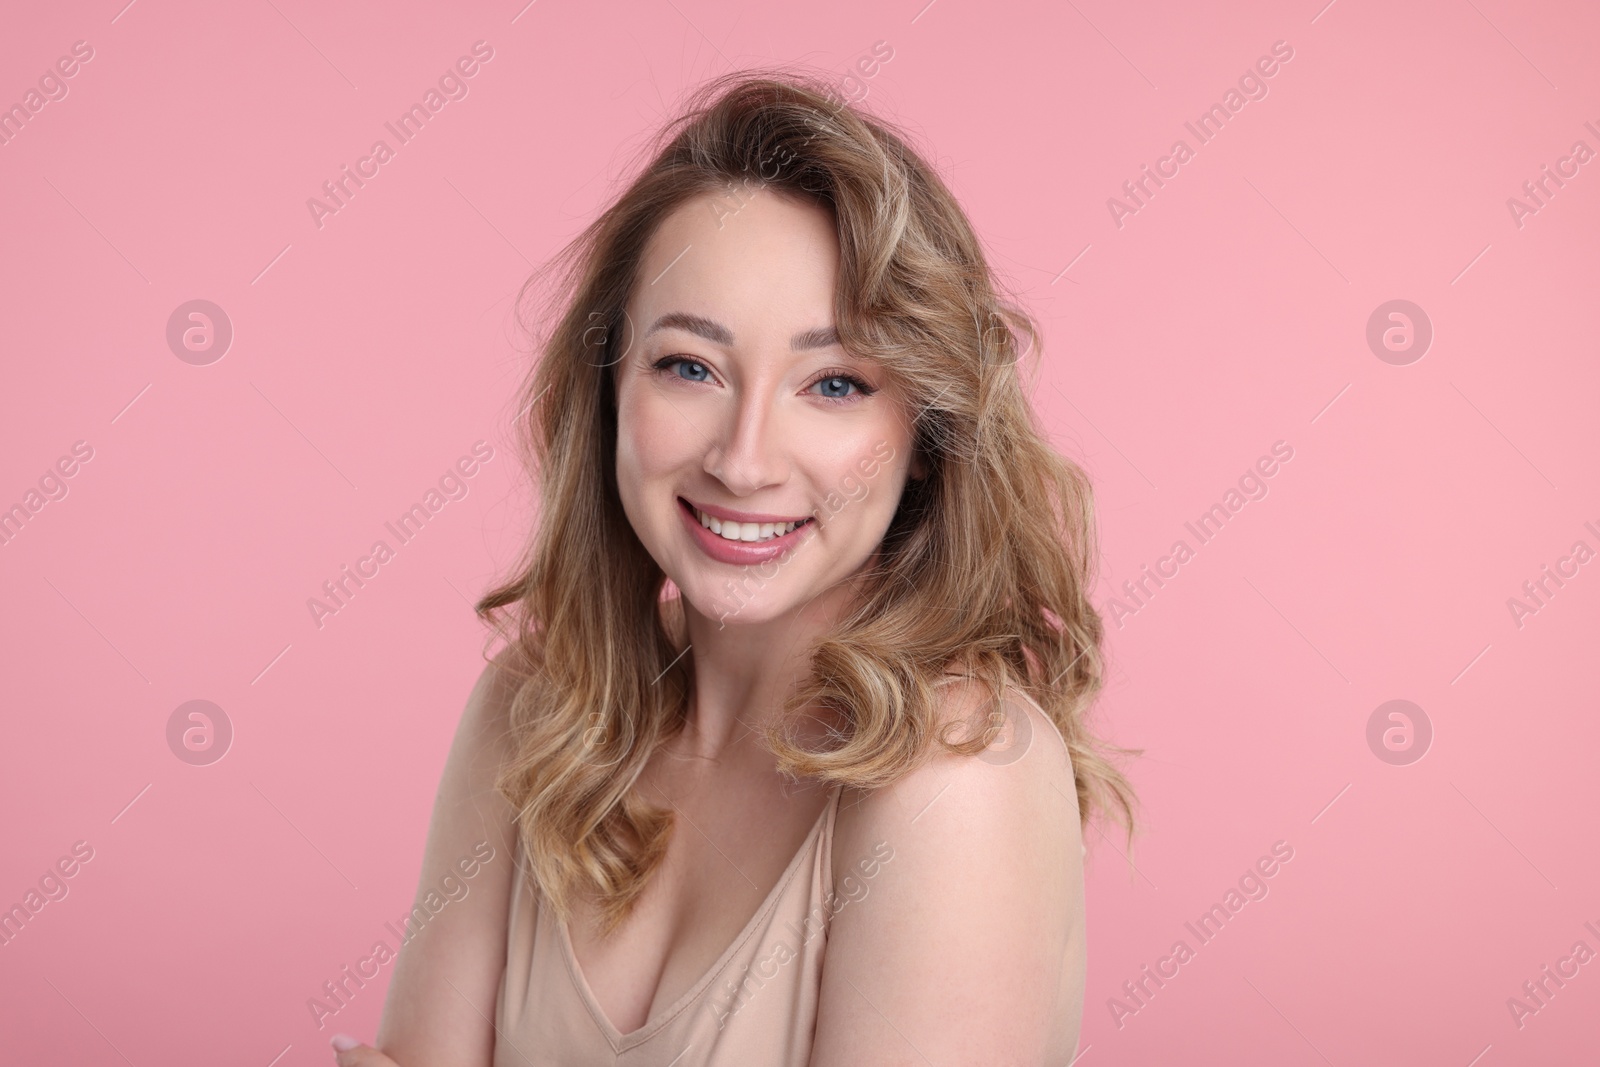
628 188 841 340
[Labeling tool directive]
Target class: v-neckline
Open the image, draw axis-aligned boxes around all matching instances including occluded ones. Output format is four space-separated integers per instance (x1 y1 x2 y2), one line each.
554 784 841 1051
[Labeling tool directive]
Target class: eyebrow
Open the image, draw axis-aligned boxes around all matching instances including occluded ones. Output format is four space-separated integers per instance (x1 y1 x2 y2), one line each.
644 312 840 352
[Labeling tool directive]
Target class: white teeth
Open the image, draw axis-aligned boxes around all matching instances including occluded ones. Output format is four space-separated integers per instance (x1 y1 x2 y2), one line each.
693 508 803 543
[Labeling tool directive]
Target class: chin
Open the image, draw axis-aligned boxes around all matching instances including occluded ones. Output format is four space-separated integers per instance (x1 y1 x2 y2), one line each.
675 570 805 628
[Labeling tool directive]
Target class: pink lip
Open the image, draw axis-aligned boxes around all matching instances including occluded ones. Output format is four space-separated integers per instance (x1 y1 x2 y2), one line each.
681 497 812 525
677 497 816 565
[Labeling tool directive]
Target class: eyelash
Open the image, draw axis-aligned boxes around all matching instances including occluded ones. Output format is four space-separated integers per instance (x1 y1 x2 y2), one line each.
648 356 876 403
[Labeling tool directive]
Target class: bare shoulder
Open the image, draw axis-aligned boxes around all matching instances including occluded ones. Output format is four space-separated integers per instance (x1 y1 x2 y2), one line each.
814 677 1086 1066
425 644 527 822
373 644 531 1067
470 642 533 734
833 675 1079 845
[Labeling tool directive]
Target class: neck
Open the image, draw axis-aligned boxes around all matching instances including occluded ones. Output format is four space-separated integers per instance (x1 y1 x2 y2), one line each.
674 580 858 760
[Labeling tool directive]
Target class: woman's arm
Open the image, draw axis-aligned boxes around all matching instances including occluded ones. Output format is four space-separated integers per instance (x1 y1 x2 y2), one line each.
810 682 1086 1066
365 648 526 1067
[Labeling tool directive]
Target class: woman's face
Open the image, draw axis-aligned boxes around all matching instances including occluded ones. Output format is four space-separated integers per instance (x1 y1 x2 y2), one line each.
614 186 920 627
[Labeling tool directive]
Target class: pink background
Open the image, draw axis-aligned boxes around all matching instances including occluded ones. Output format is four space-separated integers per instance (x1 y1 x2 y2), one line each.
3 0 1597 1064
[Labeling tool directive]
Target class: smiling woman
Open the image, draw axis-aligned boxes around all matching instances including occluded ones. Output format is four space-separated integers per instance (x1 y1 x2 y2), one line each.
333 69 1136 1067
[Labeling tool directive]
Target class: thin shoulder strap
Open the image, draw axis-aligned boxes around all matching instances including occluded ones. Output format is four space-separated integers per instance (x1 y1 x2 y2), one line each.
820 782 845 893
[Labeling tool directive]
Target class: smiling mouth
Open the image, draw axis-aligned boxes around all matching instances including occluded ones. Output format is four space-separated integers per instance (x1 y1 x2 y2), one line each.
679 498 813 543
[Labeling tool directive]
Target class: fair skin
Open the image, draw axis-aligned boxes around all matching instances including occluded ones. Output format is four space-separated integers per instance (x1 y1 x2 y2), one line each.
335 186 1084 1067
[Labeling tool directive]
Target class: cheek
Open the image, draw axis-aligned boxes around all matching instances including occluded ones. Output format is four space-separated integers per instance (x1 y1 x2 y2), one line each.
863 465 910 533
618 380 691 464
614 384 688 521
811 436 910 537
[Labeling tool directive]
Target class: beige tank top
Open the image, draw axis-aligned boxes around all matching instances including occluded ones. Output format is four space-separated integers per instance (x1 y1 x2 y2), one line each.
493 679 1074 1064
494 782 846 1066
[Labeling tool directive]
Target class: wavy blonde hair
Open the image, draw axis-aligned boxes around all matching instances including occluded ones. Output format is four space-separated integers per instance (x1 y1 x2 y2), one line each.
478 70 1137 933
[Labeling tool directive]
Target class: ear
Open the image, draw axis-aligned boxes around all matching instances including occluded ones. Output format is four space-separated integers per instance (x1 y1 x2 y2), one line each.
909 450 928 481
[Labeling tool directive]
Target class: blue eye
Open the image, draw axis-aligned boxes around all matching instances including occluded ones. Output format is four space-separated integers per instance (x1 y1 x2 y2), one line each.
651 356 713 383
811 375 863 399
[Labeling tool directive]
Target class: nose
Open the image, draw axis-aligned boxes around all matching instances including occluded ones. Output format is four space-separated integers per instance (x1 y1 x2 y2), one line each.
703 388 789 496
